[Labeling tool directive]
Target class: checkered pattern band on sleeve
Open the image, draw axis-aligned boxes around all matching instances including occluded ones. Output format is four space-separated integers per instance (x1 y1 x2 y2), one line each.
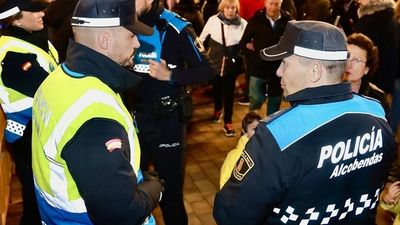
272 188 381 224
134 64 150 73
6 119 26 136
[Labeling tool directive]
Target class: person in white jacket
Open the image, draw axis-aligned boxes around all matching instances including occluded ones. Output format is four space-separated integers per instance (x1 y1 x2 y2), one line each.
199 0 247 136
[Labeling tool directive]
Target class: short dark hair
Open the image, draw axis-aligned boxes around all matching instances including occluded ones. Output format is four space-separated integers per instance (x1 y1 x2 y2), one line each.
347 33 379 80
242 112 262 133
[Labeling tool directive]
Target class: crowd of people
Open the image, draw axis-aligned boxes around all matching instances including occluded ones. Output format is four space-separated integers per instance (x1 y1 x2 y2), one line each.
0 0 399 224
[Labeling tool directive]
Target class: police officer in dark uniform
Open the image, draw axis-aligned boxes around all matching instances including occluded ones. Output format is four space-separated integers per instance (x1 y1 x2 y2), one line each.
130 0 215 224
214 20 396 225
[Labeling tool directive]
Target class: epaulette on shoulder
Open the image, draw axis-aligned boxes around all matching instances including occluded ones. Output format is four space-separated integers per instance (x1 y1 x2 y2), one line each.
260 107 293 125
160 10 190 33
353 91 382 105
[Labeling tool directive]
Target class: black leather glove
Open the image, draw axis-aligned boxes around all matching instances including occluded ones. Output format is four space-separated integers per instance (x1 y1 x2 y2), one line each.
137 171 165 209
143 171 165 185
1 51 48 97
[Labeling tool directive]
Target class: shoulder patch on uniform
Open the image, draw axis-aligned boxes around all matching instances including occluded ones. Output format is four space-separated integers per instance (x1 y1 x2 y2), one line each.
160 10 189 33
232 150 254 181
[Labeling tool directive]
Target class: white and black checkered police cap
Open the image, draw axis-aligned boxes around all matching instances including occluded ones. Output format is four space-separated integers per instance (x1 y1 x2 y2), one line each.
260 20 348 61
0 0 48 20
71 0 153 36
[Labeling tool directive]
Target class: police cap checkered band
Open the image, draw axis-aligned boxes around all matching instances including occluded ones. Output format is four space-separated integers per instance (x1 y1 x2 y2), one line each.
260 20 348 61
0 0 48 20
72 0 153 35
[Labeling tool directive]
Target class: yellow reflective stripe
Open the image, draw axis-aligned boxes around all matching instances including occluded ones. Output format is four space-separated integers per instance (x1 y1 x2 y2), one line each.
1 97 33 113
43 89 137 212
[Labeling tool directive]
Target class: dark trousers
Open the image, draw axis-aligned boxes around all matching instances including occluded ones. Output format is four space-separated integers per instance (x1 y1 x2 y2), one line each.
10 123 41 225
136 111 188 225
242 56 254 98
243 72 250 97
249 75 283 115
212 71 239 124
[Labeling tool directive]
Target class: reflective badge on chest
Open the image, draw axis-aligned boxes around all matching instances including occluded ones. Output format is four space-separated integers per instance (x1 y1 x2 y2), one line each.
133 29 163 73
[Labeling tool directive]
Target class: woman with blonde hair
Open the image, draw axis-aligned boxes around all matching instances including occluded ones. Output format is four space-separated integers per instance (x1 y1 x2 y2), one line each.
199 0 247 137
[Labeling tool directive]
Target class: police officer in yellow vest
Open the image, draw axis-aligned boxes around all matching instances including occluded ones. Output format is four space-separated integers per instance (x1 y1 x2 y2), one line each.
0 0 58 224
31 0 164 224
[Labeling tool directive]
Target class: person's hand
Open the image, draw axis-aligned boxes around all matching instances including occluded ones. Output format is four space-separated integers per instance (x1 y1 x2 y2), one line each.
383 181 400 205
148 59 172 81
246 42 255 51
143 171 165 187
137 171 165 209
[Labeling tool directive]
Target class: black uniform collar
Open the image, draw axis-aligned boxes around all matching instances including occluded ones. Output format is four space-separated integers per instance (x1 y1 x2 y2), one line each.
64 39 141 93
3 26 49 52
286 83 353 106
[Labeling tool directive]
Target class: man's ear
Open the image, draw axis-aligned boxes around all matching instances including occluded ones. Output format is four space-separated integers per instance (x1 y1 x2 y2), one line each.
11 19 22 27
97 31 111 50
310 62 322 83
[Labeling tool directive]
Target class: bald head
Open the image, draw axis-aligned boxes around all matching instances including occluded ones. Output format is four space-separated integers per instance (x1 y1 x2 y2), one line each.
264 0 282 19
72 26 100 47
72 26 140 67
297 57 346 83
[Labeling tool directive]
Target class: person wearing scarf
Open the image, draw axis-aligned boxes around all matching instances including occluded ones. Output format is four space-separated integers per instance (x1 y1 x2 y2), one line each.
199 0 247 137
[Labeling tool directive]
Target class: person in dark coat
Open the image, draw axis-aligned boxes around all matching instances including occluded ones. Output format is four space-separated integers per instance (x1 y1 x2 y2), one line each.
43 0 78 62
330 0 359 35
299 0 331 21
355 0 399 95
132 0 215 224
173 0 205 35
390 0 400 135
201 0 219 23
239 0 293 115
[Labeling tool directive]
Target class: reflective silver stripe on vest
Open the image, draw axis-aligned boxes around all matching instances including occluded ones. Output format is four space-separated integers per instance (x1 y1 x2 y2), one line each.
5 119 26 136
42 89 136 213
1 98 33 113
0 86 9 104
